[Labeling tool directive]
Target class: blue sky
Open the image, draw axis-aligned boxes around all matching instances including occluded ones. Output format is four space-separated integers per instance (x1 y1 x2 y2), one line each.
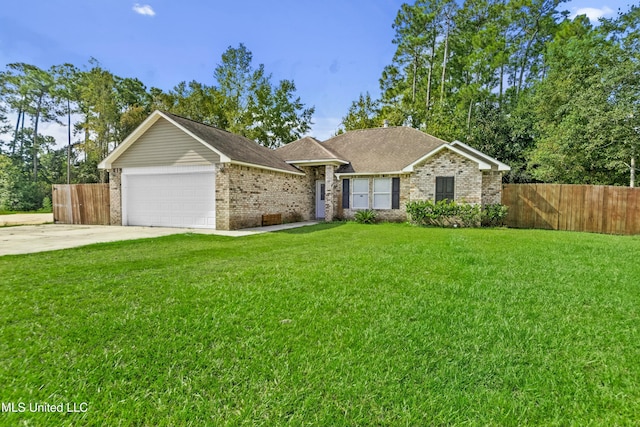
0 0 631 143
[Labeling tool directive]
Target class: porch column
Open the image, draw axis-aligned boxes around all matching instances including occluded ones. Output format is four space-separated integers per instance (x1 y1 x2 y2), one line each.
324 164 335 221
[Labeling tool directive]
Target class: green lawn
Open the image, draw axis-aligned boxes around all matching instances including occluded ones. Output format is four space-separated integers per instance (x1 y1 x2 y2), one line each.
1 223 639 426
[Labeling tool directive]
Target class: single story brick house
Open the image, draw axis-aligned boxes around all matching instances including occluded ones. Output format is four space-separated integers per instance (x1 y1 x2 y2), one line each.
98 110 510 230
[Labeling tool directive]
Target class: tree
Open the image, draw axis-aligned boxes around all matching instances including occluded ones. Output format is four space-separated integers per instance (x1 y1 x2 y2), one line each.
244 78 314 148
507 0 565 98
212 44 314 147
72 59 153 182
0 94 9 146
213 43 256 134
390 2 432 110
114 77 152 142
1 63 57 182
154 44 315 147
75 61 120 182
50 63 81 184
527 14 640 184
153 81 227 128
339 92 381 132
343 0 580 181
379 0 460 130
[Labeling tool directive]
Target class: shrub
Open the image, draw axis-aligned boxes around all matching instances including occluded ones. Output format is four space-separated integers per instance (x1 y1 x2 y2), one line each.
354 209 377 224
406 200 481 228
40 196 52 213
0 156 50 211
457 203 482 227
482 203 509 227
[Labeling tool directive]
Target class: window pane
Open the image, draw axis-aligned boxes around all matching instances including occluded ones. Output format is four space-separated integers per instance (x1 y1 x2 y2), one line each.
353 178 369 193
374 178 391 192
373 194 391 209
353 194 369 209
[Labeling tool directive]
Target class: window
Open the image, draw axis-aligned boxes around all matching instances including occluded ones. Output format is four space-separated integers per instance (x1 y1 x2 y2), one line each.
436 176 455 202
373 178 391 209
342 179 350 209
352 178 369 209
391 177 400 209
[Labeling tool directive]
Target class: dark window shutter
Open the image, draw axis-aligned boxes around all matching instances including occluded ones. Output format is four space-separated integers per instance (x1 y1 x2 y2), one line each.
391 177 400 209
342 179 350 209
436 177 455 202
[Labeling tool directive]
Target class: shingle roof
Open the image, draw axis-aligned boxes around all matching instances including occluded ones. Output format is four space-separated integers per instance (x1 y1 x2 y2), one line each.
275 136 346 162
101 111 508 175
164 112 301 174
321 127 448 173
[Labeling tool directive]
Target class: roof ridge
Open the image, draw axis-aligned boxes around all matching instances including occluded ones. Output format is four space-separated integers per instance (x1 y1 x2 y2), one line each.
313 138 343 159
161 110 239 137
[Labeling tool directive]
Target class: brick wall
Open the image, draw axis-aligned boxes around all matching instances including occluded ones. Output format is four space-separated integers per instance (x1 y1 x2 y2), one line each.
108 168 122 225
109 151 504 230
338 174 409 222
481 170 503 205
409 150 483 204
216 163 314 230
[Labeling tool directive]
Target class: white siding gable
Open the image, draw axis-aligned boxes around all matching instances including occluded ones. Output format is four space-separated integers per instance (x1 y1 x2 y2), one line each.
112 118 220 168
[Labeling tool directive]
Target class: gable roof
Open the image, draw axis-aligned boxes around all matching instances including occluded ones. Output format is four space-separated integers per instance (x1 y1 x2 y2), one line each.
275 136 348 166
321 127 449 174
99 112 510 176
402 140 511 172
450 140 511 171
98 110 302 175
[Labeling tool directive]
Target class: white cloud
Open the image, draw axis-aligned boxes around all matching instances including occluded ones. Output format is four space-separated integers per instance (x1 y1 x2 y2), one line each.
570 6 613 22
132 3 156 17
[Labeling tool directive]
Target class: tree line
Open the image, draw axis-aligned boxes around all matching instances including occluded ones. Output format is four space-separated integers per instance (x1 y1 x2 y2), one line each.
0 44 314 211
340 1 640 185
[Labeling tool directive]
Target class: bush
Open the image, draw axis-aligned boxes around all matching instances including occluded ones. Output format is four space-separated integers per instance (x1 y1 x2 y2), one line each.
407 200 509 228
457 203 482 227
482 203 509 227
354 209 377 224
0 155 50 211
40 196 52 213
406 200 481 228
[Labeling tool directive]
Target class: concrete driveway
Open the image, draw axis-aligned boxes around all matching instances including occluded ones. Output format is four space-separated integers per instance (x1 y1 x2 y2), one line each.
0 221 319 256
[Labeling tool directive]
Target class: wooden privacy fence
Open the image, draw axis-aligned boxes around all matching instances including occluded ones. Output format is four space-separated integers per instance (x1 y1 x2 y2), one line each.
502 184 640 235
52 184 110 225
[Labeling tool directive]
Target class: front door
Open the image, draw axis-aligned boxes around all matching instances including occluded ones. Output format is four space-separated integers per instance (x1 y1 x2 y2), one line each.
316 180 326 219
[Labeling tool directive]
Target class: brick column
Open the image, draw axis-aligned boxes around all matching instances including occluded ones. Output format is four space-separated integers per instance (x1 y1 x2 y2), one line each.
215 164 231 230
324 164 335 221
109 168 122 225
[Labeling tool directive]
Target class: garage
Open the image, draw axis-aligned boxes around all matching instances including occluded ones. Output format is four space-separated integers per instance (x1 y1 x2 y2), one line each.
99 111 306 230
122 165 216 229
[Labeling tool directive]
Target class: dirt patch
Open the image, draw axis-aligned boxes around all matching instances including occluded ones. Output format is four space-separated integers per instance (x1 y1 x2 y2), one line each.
0 213 53 226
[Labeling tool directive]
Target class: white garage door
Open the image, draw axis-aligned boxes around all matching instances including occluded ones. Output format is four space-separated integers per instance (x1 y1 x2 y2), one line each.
123 166 216 229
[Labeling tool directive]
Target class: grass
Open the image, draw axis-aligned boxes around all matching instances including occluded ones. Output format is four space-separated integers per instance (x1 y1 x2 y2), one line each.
1 222 639 426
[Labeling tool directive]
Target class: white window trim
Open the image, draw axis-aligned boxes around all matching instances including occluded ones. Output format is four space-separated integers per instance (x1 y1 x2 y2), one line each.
352 178 369 209
373 178 392 209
